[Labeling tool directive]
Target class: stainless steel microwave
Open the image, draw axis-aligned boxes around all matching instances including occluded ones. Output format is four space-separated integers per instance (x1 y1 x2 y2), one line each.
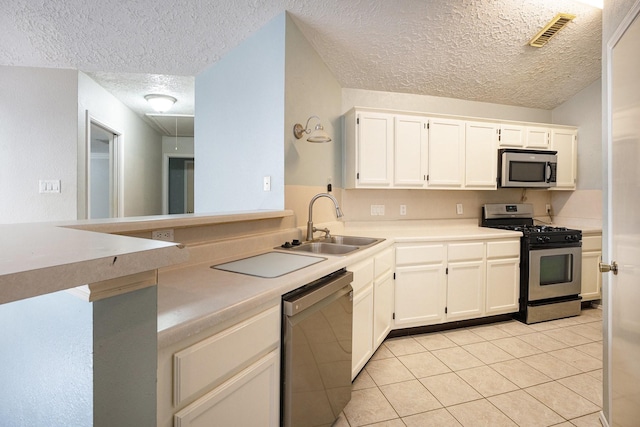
498 149 557 188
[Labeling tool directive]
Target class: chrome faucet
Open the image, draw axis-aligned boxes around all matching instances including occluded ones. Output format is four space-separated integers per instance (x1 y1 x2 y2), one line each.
306 193 344 241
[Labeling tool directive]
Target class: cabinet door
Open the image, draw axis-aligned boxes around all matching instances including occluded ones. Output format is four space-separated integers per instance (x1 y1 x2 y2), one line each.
394 115 428 187
352 282 374 379
486 258 520 315
525 126 550 149
395 264 445 328
447 260 485 321
581 251 602 301
174 350 279 427
551 128 578 190
499 124 525 147
373 270 394 348
465 121 498 189
427 118 465 188
357 112 394 187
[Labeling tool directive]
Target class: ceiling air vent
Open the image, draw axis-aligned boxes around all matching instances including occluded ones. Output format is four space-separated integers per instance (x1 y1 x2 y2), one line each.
528 13 576 48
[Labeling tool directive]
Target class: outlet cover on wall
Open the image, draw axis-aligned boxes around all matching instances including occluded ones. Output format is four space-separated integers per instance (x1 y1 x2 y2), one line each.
400 205 407 216
370 205 385 216
152 229 174 241
456 203 463 215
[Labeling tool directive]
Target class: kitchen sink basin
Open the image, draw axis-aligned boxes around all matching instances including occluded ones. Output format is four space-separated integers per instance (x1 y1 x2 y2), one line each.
315 235 382 246
289 242 359 255
276 235 383 256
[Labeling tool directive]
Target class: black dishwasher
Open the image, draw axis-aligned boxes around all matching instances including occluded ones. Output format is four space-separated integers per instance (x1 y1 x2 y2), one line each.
281 268 353 427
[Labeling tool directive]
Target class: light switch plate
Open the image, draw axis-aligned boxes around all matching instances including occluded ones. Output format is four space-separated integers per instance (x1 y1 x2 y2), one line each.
263 176 271 191
456 203 463 215
39 179 61 193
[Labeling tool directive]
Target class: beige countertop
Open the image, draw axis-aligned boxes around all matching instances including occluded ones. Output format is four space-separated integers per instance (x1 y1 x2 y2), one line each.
157 221 522 348
0 223 187 304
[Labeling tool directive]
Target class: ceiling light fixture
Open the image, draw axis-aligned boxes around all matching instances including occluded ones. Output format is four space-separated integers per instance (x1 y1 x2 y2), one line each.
293 115 332 143
144 94 177 113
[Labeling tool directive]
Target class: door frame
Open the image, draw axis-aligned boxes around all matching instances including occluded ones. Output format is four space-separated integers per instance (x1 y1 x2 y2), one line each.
603 2 640 426
85 112 123 219
163 153 195 215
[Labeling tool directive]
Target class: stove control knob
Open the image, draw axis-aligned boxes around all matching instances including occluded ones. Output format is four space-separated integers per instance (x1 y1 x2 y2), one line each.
545 236 551 242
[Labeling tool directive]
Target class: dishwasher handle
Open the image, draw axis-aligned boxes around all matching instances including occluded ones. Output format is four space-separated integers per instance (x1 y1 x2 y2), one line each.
283 270 353 316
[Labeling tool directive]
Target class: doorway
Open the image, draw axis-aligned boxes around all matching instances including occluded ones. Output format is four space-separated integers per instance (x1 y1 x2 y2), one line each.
165 155 194 214
88 120 120 219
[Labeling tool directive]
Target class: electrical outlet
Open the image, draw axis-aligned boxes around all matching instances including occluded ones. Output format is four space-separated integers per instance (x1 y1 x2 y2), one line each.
546 204 551 213
456 203 463 215
152 229 174 241
400 205 407 216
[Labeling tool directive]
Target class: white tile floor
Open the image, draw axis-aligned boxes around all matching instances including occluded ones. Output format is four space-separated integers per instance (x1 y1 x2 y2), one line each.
335 308 603 427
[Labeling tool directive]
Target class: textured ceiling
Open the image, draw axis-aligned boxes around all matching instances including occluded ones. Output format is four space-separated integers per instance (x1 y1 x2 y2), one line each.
0 0 602 126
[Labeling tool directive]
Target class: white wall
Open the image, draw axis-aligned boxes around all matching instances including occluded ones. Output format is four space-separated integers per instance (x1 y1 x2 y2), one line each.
342 88 553 123
78 73 163 218
194 13 286 213
552 78 602 191
284 14 343 188
0 66 78 224
162 136 194 157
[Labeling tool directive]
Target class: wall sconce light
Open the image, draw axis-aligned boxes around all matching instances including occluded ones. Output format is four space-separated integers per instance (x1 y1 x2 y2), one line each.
145 94 177 113
293 115 332 143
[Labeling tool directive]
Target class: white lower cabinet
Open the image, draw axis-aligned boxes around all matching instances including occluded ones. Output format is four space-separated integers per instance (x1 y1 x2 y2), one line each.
174 350 279 427
486 240 521 315
349 246 395 379
158 304 281 427
581 233 602 301
395 244 446 328
394 238 520 329
349 257 375 379
446 243 485 321
373 248 395 348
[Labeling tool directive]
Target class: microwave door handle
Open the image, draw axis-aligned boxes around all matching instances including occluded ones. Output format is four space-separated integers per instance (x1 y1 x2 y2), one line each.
546 162 552 183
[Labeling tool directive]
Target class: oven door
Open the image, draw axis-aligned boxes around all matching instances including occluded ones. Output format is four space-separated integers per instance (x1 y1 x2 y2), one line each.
528 245 582 301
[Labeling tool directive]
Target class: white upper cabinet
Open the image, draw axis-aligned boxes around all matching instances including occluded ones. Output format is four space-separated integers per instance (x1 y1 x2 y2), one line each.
427 118 465 188
394 115 428 187
525 126 550 149
465 121 498 189
344 108 578 190
551 128 578 190
344 110 394 188
498 124 525 147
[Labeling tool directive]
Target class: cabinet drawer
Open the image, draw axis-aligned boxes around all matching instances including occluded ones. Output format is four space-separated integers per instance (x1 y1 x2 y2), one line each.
173 305 280 406
448 242 484 261
374 248 394 278
582 235 602 252
348 258 375 293
396 244 445 265
487 240 520 259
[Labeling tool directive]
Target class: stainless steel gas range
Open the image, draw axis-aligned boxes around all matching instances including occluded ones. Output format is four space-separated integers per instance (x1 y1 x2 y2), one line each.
482 203 582 324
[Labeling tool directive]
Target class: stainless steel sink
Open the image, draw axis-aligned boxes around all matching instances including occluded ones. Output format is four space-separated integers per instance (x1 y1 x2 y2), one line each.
289 242 359 255
276 235 383 256
316 235 382 246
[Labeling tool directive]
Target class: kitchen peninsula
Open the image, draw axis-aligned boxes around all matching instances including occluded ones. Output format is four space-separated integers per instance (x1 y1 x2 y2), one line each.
0 209 599 427
0 222 187 427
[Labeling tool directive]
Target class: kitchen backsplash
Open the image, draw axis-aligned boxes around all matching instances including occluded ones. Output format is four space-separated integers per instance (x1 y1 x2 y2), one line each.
285 185 553 227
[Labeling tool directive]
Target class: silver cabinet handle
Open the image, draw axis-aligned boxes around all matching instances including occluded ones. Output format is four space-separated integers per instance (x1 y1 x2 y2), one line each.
599 261 618 275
